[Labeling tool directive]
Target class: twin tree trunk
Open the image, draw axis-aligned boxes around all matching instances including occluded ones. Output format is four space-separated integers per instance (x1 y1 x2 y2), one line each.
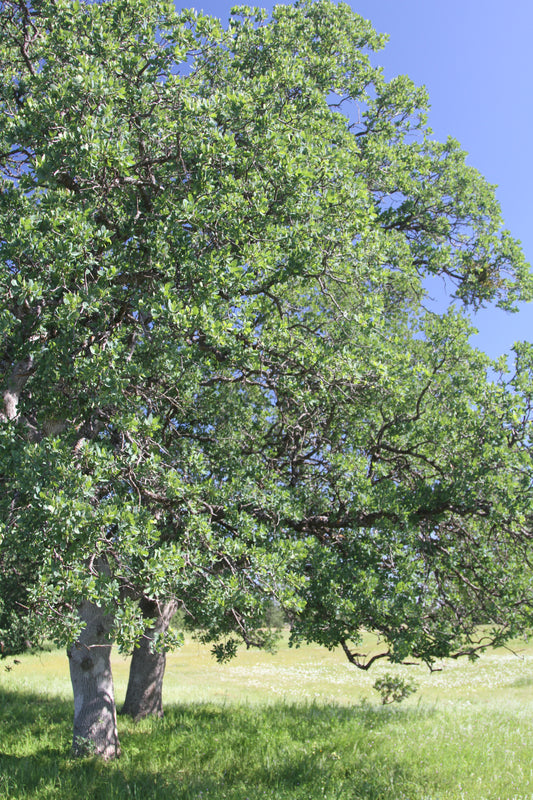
68 598 176 758
121 599 178 720
3 357 177 752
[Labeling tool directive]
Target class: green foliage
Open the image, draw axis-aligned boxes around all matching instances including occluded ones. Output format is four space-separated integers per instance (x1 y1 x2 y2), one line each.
211 638 239 664
0 0 532 672
373 673 417 705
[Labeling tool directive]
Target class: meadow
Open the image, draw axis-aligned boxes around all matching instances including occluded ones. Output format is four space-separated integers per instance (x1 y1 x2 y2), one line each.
1 633 533 799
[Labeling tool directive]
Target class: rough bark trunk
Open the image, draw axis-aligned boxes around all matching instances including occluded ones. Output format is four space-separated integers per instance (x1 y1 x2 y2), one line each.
121 599 178 720
1 356 34 422
68 600 120 759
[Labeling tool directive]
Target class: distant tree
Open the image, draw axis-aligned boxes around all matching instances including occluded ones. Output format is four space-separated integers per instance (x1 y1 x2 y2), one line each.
1 0 532 758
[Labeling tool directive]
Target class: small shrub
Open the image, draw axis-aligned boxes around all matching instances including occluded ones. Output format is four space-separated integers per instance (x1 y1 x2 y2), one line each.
373 673 417 705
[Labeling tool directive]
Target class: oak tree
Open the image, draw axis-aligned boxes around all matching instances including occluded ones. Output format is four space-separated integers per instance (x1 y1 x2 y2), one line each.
1 0 533 757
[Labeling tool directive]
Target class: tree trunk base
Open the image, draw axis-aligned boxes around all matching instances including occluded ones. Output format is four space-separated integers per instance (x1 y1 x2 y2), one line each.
68 600 120 759
121 599 177 721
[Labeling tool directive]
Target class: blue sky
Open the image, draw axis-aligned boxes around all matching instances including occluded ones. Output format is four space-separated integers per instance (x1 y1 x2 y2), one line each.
182 0 533 359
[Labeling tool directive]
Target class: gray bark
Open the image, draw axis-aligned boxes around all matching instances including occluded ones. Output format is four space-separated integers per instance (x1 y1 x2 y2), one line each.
1 356 34 422
68 600 120 759
121 599 178 720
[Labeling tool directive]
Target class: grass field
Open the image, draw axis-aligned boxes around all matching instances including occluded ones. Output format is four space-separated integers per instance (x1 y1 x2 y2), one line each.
1 634 533 799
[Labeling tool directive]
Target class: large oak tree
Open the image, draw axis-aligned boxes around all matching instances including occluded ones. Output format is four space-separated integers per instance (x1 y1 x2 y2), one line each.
1 0 533 758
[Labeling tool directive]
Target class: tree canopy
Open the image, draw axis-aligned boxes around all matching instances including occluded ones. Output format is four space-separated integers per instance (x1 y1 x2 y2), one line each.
1 0 533 755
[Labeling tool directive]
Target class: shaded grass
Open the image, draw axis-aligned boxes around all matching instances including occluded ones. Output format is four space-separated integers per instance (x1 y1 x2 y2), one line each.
1 686 533 799
2 638 533 798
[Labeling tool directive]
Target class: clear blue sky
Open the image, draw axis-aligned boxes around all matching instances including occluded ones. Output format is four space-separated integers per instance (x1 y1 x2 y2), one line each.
180 0 533 359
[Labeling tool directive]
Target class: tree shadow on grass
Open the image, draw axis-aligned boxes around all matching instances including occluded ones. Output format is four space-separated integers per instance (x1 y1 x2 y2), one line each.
0 687 436 800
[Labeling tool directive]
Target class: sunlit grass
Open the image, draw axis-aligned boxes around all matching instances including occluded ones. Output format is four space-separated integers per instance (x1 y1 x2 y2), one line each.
1 634 533 799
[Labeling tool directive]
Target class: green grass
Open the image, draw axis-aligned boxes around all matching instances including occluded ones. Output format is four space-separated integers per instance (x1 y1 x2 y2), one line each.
1 636 533 799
